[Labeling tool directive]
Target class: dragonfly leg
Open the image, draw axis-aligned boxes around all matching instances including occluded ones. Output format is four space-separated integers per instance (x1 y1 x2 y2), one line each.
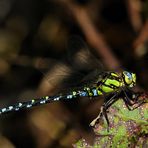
122 93 133 110
102 105 110 131
122 89 145 110
101 93 120 131
90 93 119 131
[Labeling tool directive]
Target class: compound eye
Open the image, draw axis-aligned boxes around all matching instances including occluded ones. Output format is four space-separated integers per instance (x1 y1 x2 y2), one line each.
123 71 132 85
126 72 132 80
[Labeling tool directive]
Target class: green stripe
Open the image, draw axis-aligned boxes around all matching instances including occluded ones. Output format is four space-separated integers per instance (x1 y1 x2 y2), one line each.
100 76 121 93
101 84 114 93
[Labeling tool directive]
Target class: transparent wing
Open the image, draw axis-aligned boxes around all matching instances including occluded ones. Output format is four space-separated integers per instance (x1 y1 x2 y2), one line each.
36 60 86 94
67 35 104 73
37 36 105 94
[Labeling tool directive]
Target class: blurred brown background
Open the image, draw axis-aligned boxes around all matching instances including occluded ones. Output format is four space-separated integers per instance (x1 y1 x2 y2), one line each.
0 0 148 147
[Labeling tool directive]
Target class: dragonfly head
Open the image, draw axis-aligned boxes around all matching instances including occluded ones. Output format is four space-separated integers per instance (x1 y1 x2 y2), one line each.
122 71 136 88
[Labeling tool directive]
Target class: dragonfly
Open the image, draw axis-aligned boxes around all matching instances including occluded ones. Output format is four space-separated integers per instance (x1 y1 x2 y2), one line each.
0 37 144 130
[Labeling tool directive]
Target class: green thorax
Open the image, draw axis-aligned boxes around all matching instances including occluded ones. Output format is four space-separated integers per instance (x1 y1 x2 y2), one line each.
97 72 123 94
79 71 136 97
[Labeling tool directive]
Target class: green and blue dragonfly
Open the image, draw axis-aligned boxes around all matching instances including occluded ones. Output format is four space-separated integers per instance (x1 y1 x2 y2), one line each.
0 37 144 128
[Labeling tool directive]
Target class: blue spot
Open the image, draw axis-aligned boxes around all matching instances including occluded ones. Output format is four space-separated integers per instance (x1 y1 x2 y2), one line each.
92 89 97 96
125 71 132 80
127 73 132 79
80 91 87 97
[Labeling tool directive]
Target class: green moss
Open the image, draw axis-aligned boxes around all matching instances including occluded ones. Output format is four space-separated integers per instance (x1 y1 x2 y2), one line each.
74 96 148 147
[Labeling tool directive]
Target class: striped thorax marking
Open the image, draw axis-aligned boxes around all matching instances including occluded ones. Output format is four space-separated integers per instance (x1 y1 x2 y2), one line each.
98 72 123 94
